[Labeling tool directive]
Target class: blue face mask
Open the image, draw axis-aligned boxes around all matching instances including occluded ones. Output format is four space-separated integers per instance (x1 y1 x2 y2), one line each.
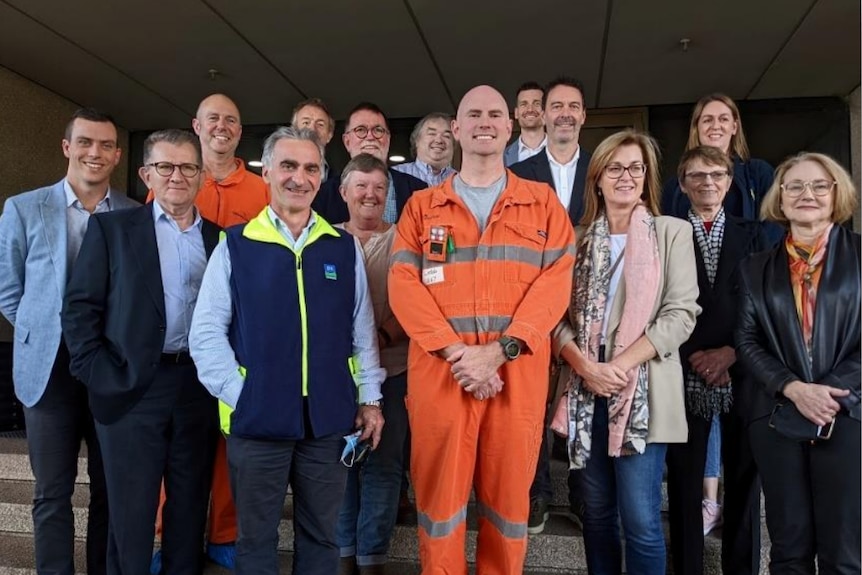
340 431 371 467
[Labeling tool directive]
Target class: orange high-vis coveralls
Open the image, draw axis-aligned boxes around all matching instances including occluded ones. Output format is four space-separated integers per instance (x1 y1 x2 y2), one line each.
389 173 575 575
149 159 269 545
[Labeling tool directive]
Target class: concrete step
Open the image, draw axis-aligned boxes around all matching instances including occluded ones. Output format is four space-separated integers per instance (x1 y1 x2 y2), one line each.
0 436 769 574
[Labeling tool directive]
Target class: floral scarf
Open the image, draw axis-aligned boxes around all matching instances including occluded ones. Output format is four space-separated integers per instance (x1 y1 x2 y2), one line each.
685 208 733 418
566 204 661 468
786 223 833 357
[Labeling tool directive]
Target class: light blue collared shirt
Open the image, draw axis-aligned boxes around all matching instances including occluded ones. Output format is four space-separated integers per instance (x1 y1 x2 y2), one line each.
152 201 207 353
64 180 111 277
189 209 385 409
392 160 456 187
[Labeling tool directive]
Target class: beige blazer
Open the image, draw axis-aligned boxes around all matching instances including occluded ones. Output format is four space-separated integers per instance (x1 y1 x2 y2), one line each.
552 216 701 444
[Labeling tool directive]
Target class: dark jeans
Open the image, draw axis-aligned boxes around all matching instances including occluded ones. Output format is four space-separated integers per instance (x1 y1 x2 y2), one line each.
96 362 218 575
667 408 761 575
580 398 667 575
23 343 108 575
749 414 860 575
227 432 348 575
337 373 408 565
530 402 583 508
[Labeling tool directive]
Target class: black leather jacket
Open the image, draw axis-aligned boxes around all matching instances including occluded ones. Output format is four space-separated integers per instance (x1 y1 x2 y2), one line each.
735 224 861 422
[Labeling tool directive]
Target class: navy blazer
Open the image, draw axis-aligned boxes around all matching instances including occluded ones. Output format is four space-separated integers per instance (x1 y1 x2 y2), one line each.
62 203 220 424
311 168 427 224
510 148 592 226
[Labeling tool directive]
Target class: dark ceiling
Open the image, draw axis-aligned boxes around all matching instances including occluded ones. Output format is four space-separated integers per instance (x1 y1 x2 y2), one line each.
0 0 859 131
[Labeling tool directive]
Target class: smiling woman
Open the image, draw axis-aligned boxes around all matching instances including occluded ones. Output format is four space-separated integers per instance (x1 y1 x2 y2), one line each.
661 94 779 243
736 152 861 574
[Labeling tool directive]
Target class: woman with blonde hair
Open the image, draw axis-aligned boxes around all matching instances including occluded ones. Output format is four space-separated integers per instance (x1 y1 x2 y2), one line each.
553 129 700 574
736 152 860 575
662 93 780 242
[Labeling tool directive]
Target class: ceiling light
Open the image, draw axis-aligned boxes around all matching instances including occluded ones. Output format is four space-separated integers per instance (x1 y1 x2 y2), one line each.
389 155 406 163
248 160 263 167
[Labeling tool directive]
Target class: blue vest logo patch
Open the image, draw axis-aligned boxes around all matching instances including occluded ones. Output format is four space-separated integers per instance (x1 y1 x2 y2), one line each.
324 263 337 280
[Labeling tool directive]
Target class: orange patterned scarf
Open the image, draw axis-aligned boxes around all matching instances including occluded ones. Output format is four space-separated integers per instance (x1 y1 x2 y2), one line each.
785 224 833 353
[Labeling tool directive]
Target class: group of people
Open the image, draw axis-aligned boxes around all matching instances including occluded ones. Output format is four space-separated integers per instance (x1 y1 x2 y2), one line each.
0 76 858 575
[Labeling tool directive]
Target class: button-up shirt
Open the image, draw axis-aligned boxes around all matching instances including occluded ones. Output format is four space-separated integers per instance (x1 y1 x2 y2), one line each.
547 146 581 211
152 201 207 353
393 160 456 187
518 135 547 163
64 181 111 277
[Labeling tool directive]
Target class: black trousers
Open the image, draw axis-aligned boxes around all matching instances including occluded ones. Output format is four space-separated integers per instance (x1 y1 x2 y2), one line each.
666 408 761 575
749 414 861 575
96 362 218 575
23 342 108 575
529 402 583 508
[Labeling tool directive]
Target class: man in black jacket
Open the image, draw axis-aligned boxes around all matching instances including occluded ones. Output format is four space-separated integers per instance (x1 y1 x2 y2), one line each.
62 129 221 575
312 102 426 224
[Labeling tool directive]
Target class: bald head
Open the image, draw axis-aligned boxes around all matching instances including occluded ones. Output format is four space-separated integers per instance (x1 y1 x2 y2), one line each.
456 85 508 120
453 85 512 160
193 93 242 159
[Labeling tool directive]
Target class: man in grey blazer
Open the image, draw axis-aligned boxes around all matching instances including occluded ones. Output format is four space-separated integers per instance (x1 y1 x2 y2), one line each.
0 108 137 575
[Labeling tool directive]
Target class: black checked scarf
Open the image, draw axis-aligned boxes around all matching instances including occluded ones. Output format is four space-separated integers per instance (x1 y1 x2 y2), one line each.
685 208 733 418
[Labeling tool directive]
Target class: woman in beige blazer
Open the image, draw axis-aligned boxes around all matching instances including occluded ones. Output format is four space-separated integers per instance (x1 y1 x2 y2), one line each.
552 130 700 575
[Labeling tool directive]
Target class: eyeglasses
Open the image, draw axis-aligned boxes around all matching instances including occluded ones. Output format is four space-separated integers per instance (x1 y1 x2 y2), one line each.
685 170 729 183
146 162 201 178
348 125 389 140
781 179 836 197
340 431 371 467
604 163 646 179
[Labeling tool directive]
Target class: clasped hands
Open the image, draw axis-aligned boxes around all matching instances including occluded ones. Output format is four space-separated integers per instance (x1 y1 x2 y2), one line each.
441 343 506 401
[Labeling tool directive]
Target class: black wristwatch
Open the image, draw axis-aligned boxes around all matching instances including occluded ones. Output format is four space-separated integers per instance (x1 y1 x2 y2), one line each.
498 336 521 361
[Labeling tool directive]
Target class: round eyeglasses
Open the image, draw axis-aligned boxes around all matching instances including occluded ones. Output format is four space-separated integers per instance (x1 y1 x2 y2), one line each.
146 162 201 178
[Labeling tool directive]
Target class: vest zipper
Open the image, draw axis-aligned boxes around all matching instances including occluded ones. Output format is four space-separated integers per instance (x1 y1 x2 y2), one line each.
295 253 309 398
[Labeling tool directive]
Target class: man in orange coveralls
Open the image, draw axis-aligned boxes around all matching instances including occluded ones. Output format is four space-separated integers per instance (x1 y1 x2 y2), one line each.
150 93 269 572
388 85 575 575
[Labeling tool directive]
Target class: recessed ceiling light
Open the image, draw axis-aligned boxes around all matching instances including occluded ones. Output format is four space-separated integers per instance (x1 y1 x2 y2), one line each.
389 155 406 163
248 160 263 167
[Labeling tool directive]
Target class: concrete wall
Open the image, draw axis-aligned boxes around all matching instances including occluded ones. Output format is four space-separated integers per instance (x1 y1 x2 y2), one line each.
0 65 130 342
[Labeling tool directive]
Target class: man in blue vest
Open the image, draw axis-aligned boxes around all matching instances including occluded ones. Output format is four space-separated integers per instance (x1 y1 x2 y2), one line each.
189 126 386 575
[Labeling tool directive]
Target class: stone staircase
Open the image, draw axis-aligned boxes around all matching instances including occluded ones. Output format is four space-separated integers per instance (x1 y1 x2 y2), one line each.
0 434 770 574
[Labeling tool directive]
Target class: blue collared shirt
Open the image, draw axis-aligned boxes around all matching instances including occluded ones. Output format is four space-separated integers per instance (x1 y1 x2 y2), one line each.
64 180 112 277
392 160 456 187
152 201 207 353
190 209 385 408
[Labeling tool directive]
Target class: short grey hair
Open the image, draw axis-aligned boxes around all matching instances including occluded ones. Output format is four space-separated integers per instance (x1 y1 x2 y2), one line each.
261 126 324 169
409 112 453 157
143 129 202 165
340 153 390 188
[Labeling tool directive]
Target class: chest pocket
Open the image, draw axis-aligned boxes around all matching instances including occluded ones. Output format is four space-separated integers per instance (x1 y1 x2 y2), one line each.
420 223 457 288
503 223 545 284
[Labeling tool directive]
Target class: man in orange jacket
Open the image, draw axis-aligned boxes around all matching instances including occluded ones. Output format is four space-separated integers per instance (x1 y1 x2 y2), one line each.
150 93 269 572
388 85 575 575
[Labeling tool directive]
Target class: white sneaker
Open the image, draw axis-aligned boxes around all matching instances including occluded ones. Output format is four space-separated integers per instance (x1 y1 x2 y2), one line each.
702 499 723 536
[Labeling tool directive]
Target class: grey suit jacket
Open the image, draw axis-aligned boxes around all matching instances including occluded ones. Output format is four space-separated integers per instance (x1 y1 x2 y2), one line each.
504 141 519 167
0 179 138 407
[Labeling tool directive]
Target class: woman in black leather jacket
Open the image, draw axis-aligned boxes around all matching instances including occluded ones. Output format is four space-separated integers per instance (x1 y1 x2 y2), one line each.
735 152 860 575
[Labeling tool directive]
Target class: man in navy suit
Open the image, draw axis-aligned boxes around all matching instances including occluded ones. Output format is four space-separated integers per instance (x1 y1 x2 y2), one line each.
311 102 426 224
510 77 592 534
62 129 220 575
511 76 592 226
503 81 547 167
0 108 138 575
